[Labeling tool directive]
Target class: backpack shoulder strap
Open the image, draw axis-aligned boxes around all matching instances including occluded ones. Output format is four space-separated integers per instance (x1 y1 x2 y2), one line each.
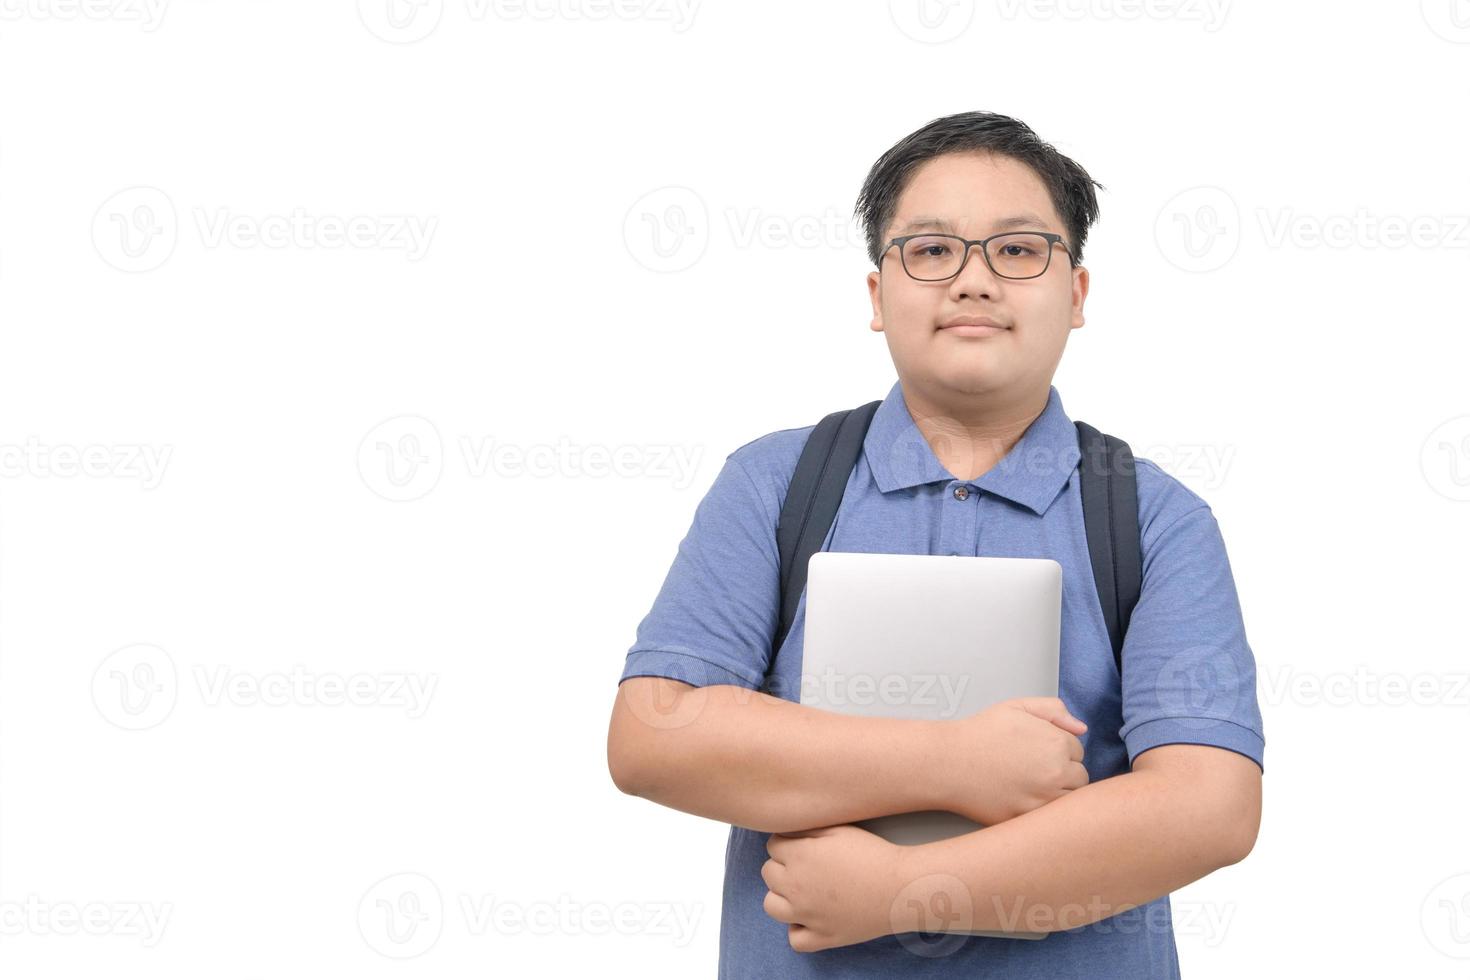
770 404 1142 679
773 400 882 659
1074 420 1142 674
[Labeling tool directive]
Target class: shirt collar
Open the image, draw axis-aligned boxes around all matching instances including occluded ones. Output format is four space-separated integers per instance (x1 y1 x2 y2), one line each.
862 380 1081 516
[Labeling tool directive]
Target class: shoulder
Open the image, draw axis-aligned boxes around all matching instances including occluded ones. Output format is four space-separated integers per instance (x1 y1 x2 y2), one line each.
721 424 817 522
1129 454 1222 558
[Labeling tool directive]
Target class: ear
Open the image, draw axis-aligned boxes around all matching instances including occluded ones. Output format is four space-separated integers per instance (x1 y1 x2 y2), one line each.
1070 264 1089 330
867 270 884 332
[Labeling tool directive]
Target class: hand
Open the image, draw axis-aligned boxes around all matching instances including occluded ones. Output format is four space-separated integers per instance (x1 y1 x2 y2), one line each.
761 824 903 952
941 696 1090 825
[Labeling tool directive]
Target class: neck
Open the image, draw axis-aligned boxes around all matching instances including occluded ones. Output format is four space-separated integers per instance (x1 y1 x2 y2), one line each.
900 381 1049 482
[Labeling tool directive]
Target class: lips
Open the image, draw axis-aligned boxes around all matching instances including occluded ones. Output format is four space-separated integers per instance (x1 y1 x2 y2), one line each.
939 317 1007 330
940 323 1007 337
938 318 1009 337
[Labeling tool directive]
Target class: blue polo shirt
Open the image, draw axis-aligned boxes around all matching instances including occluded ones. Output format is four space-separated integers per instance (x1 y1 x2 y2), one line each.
618 380 1265 979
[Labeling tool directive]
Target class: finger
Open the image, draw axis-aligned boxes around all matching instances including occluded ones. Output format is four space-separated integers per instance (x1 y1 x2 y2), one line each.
788 923 824 953
1015 696 1088 735
1063 760 1090 790
773 826 829 838
760 858 790 892
1066 733 1085 762
763 889 798 925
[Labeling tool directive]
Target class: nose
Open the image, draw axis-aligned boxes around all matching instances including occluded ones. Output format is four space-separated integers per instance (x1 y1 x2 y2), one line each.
948 241 1004 301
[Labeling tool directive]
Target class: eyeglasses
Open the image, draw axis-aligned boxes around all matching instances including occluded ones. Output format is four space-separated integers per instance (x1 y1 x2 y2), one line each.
882 231 1074 281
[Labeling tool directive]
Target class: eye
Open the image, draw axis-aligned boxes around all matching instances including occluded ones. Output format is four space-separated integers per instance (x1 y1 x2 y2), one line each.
904 236 954 257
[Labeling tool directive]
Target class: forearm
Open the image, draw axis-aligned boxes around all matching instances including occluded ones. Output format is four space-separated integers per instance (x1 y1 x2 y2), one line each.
895 766 1249 934
612 680 950 834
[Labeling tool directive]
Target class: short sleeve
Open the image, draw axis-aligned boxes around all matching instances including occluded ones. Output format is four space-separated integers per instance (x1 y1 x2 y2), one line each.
618 454 779 691
1118 504 1266 772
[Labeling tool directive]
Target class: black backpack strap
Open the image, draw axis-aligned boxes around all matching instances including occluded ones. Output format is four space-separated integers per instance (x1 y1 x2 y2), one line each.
1074 420 1142 674
772 400 882 659
768 402 1142 681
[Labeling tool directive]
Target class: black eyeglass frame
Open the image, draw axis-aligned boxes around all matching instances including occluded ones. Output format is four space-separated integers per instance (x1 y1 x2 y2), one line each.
881 231 1076 281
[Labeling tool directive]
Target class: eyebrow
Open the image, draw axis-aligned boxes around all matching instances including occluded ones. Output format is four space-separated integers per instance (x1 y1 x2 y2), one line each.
894 213 1054 236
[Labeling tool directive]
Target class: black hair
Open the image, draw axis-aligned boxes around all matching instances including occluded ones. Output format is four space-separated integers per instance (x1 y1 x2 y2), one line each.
854 111 1104 268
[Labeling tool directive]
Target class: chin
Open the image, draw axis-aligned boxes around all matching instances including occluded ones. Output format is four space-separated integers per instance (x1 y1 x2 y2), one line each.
934 367 1008 396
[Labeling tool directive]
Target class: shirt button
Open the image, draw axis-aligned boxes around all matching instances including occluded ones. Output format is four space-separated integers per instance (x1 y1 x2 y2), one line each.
952 486 970 501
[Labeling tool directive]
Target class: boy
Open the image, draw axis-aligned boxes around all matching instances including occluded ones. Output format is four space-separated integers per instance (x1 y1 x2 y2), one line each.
607 110 1264 978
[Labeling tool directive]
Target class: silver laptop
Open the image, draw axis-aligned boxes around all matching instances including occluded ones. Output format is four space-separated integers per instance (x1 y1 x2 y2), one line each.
799 551 1062 941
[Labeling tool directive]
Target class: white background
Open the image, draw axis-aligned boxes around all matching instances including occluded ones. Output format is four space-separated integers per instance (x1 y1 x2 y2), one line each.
2 1 1468 977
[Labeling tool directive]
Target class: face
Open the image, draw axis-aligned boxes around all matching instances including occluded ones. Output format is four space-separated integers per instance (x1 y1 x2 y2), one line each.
866 151 1089 405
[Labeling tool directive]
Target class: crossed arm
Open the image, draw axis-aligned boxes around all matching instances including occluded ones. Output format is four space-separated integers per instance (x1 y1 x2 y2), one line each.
609 676 1263 953
761 742 1263 952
